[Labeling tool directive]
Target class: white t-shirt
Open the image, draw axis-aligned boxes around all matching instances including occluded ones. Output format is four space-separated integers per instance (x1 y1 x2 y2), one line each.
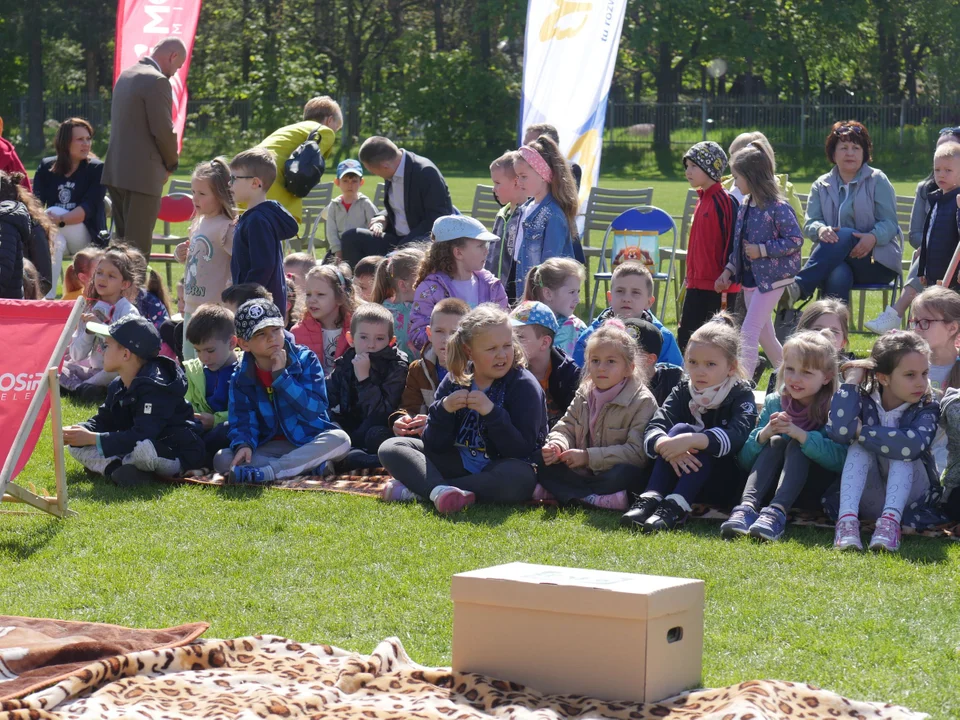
450 276 480 307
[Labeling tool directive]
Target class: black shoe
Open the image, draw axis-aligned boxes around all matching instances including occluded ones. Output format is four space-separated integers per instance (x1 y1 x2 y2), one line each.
620 495 661 529
74 384 108 405
109 464 155 487
642 497 689 533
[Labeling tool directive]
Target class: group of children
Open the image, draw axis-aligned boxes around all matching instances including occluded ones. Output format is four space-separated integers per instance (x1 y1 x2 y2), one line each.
31 118 960 554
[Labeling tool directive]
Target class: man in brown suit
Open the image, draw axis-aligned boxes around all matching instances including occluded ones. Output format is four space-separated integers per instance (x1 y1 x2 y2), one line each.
103 38 185 256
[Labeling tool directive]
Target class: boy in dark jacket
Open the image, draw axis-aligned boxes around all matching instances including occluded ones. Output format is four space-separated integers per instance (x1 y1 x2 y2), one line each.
328 303 409 469
213 299 351 484
509 301 579 427
63 315 206 486
229 148 299 315
624 318 684 406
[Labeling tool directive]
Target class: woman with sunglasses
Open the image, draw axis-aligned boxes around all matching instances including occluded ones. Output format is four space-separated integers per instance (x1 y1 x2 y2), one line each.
865 127 960 333
778 120 902 309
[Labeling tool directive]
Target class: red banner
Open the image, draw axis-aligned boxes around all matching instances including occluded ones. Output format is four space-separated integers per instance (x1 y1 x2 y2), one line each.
0 301 76 481
114 0 203 153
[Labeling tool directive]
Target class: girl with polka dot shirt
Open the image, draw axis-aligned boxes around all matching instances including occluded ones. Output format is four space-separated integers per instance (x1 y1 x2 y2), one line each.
828 331 941 552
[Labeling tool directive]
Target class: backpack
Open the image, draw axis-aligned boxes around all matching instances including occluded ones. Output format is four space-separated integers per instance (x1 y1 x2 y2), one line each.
283 127 326 198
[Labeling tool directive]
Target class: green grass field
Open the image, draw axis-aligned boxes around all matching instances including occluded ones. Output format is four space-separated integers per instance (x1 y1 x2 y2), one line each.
3 175 955 717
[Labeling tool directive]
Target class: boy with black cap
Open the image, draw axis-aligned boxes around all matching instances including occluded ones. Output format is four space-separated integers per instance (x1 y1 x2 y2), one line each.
63 315 206 486
624 317 684 406
678 140 739 352
213 298 351 484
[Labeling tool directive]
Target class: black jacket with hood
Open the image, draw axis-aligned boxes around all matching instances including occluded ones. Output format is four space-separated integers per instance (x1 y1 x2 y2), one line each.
327 344 409 431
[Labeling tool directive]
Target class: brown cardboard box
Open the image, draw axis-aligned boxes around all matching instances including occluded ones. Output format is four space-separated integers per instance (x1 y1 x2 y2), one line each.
451 562 704 703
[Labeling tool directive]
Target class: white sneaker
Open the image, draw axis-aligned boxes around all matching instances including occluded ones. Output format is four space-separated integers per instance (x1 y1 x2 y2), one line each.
864 305 901 334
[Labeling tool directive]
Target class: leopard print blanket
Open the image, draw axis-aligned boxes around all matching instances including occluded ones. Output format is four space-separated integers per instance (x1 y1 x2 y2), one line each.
0 635 925 719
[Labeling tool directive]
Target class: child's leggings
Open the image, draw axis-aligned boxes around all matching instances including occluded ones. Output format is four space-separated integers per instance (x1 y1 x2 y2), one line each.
378 437 537 504
644 423 717 507
536 455 641 503
740 435 811 511
838 442 915 522
741 286 784 378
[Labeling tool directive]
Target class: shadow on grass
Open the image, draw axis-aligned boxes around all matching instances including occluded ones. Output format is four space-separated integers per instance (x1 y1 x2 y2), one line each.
67 471 179 504
0 516 62 560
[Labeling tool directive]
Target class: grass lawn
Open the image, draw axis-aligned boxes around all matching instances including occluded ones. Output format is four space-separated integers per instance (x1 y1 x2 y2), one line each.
5 175 956 716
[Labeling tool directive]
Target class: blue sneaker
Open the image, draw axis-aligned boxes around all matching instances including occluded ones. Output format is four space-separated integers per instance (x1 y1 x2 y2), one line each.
720 504 759 539
228 464 273 485
749 506 787 542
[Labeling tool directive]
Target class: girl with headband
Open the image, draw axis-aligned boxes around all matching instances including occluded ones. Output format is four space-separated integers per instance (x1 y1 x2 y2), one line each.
510 135 580 298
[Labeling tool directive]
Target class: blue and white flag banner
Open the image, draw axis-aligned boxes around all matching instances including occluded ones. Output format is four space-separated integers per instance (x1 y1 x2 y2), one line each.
520 0 628 209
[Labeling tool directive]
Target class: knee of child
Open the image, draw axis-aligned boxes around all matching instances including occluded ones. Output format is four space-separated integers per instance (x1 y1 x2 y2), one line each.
669 423 701 437
213 449 234 475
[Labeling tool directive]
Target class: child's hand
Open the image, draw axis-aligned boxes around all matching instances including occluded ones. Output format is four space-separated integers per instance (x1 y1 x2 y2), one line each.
559 448 589 468
62 425 96 447
81 312 98 325
393 414 427 436
744 244 761 260
670 452 702 476
232 447 252 466
174 241 189 263
656 434 699 463
195 412 215 430
442 389 470 413
466 390 494 415
714 271 732 293
270 348 287 372
352 352 371 381
541 442 563 465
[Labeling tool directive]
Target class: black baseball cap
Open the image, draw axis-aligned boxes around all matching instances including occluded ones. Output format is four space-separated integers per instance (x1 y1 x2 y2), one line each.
86 315 161 359
624 318 663 357
235 298 285 341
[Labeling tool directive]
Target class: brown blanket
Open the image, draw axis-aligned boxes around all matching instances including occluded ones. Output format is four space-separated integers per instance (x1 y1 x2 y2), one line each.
0 616 208 701
0 634 926 719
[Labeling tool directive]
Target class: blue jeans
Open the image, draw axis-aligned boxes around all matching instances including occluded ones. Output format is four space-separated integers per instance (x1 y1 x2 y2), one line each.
795 228 898 306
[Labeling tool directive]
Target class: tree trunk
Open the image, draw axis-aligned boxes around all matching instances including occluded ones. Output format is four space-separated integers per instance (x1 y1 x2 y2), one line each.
653 41 674 148
876 5 901 100
28 30 44 153
434 0 445 51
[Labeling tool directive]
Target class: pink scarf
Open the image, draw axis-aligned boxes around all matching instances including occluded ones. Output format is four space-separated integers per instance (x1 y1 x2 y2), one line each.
687 376 739 429
588 379 627 444
780 393 820 431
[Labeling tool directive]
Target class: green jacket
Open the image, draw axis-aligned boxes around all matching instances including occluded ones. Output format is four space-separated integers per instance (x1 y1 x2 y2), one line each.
257 121 337 223
721 173 804 222
184 357 237 425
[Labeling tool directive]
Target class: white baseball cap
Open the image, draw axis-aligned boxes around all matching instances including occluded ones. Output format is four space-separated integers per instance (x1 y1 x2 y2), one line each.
432 214 498 243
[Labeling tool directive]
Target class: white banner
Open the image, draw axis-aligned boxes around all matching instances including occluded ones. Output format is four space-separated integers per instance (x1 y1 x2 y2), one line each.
520 0 628 210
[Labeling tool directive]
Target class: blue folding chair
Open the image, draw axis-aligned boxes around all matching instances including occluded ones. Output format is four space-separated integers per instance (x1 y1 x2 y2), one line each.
588 206 679 321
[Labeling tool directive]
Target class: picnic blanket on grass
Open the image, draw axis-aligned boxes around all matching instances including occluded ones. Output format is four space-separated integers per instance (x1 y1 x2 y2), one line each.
0 634 926 719
169 470 960 539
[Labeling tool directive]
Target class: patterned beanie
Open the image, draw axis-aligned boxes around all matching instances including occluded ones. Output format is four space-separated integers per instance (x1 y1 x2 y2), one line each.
683 141 727 183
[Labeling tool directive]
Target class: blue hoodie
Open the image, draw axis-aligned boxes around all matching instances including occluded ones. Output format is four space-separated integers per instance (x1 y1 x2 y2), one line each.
573 307 683 368
231 200 299 313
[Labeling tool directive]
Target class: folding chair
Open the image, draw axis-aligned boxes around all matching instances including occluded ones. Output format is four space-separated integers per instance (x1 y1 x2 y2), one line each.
581 188 655 263
470 184 500 230
299 182 334 254
151 193 194 288
168 179 193 195
665 188 699 304
588 206 679 321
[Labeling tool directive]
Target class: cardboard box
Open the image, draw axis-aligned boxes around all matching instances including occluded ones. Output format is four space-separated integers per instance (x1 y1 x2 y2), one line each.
451 562 704 703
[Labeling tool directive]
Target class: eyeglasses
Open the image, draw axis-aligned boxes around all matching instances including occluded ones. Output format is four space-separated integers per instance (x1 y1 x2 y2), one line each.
908 318 948 331
939 127 960 136
229 175 254 184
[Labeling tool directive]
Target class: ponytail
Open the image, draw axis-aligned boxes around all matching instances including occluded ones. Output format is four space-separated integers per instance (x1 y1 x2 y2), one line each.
528 135 578 227
145 267 172 314
522 266 543 301
371 257 395 304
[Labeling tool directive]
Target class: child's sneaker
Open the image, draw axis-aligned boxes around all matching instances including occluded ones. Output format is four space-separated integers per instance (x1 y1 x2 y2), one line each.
642 497 688 533
432 485 475 514
833 516 863 550
583 490 629 511
620 495 661 529
868 516 902 552
228 464 273 485
532 484 555 502
864 305 901 335
749 506 787 542
382 479 417 503
720 504 759 539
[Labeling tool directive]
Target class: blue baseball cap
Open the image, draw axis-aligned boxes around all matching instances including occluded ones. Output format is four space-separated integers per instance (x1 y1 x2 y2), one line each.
337 159 363 179
432 215 498 243
510 301 560 337
86 315 161 359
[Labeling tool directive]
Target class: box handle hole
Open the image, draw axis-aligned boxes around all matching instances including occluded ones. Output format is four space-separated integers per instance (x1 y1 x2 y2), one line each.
666 626 683 643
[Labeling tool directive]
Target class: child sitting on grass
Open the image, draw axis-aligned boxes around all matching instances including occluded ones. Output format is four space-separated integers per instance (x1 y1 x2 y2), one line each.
283 252 317 295
509 300 579 427
535 320 657 510
623 318 684 406
213 299 351 484
765 298 851 395
291 263 356 375
63 315 206 486
372 247 424 358
184 304 240 465
391 297 470 439
61 246 101 301
521 258 587 357
327 303 409 469
221 283 272 314
352 255 382 302
573 261 682 367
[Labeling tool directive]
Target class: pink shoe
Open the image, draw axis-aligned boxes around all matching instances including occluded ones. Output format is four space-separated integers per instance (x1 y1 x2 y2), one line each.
584 490 629 511
833 516 863 551
382 479 416 503
869 516 902 552
532 484 555 502
432 486 475 514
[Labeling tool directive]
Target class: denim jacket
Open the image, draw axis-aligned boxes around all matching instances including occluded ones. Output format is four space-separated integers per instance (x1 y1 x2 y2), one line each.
515 193 576 298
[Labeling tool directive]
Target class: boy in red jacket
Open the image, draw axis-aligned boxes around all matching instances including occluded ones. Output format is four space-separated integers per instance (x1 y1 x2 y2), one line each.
677 141 739 351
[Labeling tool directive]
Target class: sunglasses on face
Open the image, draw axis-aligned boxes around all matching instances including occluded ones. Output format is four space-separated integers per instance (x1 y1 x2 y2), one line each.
940 127 960 136
834 124 864 137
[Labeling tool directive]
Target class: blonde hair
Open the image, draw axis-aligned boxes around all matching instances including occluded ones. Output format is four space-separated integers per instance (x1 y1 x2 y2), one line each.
305 263 356 329
581 319 647 391
776 331 838 427
843 331 931 397
522 257 586 303
728 132 776 172
489 151 518 178
730 142 783 210
192 157 237 220
303 96 342 125
912 285 960 390
796 298 850 348
934 141 960 161
686 312 748 380
230 147 277 192
372 247 424 303
283 252 318 278
446 304 525 386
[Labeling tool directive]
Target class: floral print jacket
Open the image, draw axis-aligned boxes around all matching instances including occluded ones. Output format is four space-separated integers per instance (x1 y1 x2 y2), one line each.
724 198 802 293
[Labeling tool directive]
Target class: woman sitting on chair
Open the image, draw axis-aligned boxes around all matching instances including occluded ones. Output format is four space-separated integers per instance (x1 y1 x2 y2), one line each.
779 121 902 309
